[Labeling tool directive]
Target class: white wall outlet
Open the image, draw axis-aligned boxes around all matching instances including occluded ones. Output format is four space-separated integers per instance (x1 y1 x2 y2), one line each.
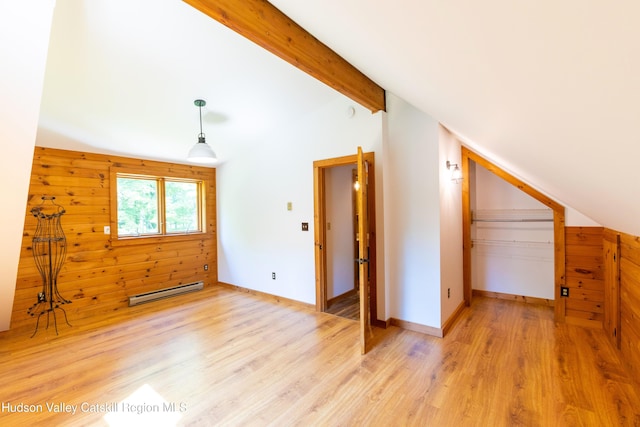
104 225 111 234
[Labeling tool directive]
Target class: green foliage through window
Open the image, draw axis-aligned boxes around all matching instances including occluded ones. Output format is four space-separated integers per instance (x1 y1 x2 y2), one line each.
165 181 199 233
117 177 159 236
116 175 203 237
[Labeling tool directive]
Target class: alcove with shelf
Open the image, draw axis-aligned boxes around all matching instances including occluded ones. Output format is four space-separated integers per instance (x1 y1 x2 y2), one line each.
470 166 554 300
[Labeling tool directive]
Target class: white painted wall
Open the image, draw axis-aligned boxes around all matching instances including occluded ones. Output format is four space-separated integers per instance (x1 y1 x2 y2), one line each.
471 163 555 299
384 93 442 328
0 1 56 331
325 165 356 299
216 95 384 308
439 126 464 323
566 207 601 227
218 92 465 330
0 2 602 335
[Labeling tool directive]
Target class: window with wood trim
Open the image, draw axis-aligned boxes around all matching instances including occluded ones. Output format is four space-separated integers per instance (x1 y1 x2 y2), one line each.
111 169 206 242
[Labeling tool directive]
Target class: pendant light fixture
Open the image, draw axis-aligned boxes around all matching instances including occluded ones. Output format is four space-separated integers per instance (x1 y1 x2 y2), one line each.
187 99 218 164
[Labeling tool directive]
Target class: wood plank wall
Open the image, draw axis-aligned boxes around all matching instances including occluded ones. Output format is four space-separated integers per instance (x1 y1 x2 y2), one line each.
564 227 604 327
618 232 640 385
603 229 620 347
11 147 217 332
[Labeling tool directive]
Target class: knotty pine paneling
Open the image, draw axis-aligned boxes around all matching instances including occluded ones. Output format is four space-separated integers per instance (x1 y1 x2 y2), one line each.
565 227 604 246
603 229 620 348
619 232 640 385
12 147 217 332
564 227 604 326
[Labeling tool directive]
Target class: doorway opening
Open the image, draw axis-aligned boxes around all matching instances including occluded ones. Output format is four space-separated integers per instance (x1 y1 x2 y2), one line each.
313 153 378 325
461 147 566 322
321 166 361 320
469 161 555 304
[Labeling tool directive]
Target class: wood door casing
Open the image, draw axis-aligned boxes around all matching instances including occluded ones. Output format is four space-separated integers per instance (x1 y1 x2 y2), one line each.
313 152 379 336
461 147 566 322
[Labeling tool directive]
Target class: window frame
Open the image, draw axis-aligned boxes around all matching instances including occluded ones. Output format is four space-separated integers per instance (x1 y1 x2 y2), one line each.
109 166 207 246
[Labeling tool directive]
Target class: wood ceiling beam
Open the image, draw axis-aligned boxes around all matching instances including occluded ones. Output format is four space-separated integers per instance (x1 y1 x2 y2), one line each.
183 0 386 113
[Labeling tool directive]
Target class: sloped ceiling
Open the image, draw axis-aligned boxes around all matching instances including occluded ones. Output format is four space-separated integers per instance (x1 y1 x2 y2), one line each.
38 0 342 163
40 0 640 235
268 0 640 236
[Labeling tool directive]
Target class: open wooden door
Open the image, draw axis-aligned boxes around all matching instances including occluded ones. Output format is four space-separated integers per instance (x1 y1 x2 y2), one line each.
356 147 371 354
313 150 379 353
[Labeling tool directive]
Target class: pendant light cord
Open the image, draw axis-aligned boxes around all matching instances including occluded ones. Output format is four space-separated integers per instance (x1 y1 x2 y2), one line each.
194 99 206 142
199 103 203 138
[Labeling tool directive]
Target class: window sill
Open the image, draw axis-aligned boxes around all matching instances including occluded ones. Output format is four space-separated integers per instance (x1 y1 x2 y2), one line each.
109 232 212 247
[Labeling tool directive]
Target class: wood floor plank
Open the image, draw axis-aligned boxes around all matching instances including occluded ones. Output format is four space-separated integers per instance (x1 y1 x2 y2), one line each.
325 291 360 320
0 286 638 426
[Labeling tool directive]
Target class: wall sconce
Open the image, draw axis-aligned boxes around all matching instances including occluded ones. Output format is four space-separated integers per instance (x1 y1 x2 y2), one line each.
446 160 462 183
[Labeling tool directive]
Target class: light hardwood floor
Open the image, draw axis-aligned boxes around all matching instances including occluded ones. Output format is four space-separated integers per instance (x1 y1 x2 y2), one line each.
0 285 638 426
325 291 360 320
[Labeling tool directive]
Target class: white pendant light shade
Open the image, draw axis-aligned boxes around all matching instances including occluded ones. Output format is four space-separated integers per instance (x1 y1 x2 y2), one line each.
187 99 218 164
188 138 218 164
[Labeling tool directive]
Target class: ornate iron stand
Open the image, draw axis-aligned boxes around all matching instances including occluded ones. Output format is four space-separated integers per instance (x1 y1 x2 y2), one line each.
27 196 72 337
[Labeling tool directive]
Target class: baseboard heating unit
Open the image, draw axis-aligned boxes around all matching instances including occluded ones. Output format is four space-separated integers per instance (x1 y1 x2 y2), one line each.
128 281 204 306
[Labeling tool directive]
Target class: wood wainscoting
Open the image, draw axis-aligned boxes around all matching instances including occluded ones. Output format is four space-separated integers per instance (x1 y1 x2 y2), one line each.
618 232 640 387
564 227 640 388
11 147 217 333
563 226 605 328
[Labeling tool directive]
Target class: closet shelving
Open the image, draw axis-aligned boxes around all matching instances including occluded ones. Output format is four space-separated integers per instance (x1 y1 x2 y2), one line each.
471 209 553 249
472 208 553 223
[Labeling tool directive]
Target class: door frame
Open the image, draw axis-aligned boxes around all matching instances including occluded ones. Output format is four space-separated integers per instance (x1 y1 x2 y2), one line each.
313 152 379 325
461 147 566 321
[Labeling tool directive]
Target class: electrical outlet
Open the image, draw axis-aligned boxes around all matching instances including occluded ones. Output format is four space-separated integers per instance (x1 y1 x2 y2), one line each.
204 264 208 271
561 286 569 297
301 222 309 231
104 225 110 234
272 272 276 280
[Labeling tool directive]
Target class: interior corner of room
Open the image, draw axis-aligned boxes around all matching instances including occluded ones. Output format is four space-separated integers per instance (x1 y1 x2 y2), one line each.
2 1 640 423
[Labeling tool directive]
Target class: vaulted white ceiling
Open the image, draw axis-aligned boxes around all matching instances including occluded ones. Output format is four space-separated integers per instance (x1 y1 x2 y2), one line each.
38 0 341 163
268 0 640 235
39 0 640 235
